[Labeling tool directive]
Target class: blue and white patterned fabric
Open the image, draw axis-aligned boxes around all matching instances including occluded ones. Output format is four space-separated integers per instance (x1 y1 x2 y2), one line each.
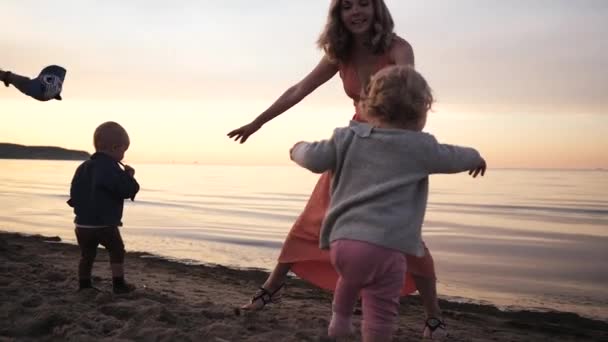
28 65 66 101
39 73 63 100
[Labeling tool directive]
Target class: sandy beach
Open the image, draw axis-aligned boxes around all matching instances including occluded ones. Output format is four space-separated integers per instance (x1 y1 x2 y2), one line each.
1 232 606 342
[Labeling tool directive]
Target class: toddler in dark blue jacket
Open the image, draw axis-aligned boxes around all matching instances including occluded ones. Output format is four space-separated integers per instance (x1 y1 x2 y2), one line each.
68 121 139 294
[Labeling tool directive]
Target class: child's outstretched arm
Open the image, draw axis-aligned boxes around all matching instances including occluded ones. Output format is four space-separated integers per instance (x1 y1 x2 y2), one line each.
425 136 486 177
1 66 65 101
1 70 32 93
290 137 337 174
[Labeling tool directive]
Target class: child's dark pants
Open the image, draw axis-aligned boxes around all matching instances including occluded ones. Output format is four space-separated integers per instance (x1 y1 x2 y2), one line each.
75 226 125 280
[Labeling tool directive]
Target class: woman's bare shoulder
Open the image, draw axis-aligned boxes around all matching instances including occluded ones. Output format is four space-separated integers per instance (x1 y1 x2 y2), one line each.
390 35 415 66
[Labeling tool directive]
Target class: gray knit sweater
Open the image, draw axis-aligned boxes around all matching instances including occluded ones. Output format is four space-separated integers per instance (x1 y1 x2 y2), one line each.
291 121 482 256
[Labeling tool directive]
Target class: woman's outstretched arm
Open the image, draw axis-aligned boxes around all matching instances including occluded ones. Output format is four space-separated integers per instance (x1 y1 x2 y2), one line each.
227 55 339 143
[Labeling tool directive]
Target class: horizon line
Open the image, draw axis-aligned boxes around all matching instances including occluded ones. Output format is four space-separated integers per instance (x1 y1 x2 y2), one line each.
0 158 606 171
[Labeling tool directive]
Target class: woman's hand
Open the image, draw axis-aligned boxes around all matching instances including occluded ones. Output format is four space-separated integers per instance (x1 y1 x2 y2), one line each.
227 121 262 144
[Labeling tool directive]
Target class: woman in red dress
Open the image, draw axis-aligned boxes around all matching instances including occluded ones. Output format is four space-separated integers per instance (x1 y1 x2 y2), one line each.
228 0 446 338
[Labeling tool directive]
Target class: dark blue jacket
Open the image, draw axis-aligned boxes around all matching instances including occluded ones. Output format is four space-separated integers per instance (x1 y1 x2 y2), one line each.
68 152 140 227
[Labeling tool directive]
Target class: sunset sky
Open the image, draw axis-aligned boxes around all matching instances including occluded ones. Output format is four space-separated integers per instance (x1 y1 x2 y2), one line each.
2 0 607 168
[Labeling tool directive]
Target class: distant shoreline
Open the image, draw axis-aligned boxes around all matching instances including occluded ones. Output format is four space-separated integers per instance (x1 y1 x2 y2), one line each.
1 156 604 170
0 143 89 161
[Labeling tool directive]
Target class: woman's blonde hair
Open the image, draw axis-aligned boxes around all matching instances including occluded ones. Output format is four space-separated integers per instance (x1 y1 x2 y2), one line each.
362 65 434 126
317 0 395 62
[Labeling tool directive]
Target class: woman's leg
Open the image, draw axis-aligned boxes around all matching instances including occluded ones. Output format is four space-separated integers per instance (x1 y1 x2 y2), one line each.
407 245 447 339
413 275 441 319
262 262 292 290
406 244 442 318
242 172 332 310
241 262 292 309
418 277 448 339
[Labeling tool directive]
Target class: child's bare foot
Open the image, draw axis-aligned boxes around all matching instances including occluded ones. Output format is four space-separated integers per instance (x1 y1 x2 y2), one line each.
241 283 284 310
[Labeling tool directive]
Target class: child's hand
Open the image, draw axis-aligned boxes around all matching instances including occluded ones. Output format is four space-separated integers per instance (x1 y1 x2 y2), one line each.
468 158 486 178
124 165 135 177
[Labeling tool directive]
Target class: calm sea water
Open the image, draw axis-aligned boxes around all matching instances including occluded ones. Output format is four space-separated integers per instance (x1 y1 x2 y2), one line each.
1 159 606 321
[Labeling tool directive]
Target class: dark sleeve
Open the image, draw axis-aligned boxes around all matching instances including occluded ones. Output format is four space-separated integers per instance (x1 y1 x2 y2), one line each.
67 164 84 208
95 162 140 200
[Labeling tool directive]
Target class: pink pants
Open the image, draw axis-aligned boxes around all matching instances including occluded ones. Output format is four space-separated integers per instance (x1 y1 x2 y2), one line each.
329 239 407 339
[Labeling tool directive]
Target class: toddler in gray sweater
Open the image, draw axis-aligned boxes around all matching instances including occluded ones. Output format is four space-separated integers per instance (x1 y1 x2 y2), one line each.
290 65 486 341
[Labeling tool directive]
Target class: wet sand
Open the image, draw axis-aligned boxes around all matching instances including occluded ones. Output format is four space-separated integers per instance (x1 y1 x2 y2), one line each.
1 232 606 341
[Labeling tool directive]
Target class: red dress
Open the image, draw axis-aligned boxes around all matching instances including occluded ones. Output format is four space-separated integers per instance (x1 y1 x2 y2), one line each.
278 43 436 295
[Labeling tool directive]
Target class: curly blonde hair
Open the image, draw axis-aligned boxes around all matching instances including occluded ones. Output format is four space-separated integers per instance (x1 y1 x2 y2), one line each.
317 0 395 62
361 65 434 126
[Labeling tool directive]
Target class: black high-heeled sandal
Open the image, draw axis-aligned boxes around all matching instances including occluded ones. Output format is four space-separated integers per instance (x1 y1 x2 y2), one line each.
423 317 448 339
247 283 285 309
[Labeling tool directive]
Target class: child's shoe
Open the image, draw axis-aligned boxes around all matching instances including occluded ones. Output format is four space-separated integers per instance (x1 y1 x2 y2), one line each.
112 277 136 294
422 317 448 340
78 278 101 292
